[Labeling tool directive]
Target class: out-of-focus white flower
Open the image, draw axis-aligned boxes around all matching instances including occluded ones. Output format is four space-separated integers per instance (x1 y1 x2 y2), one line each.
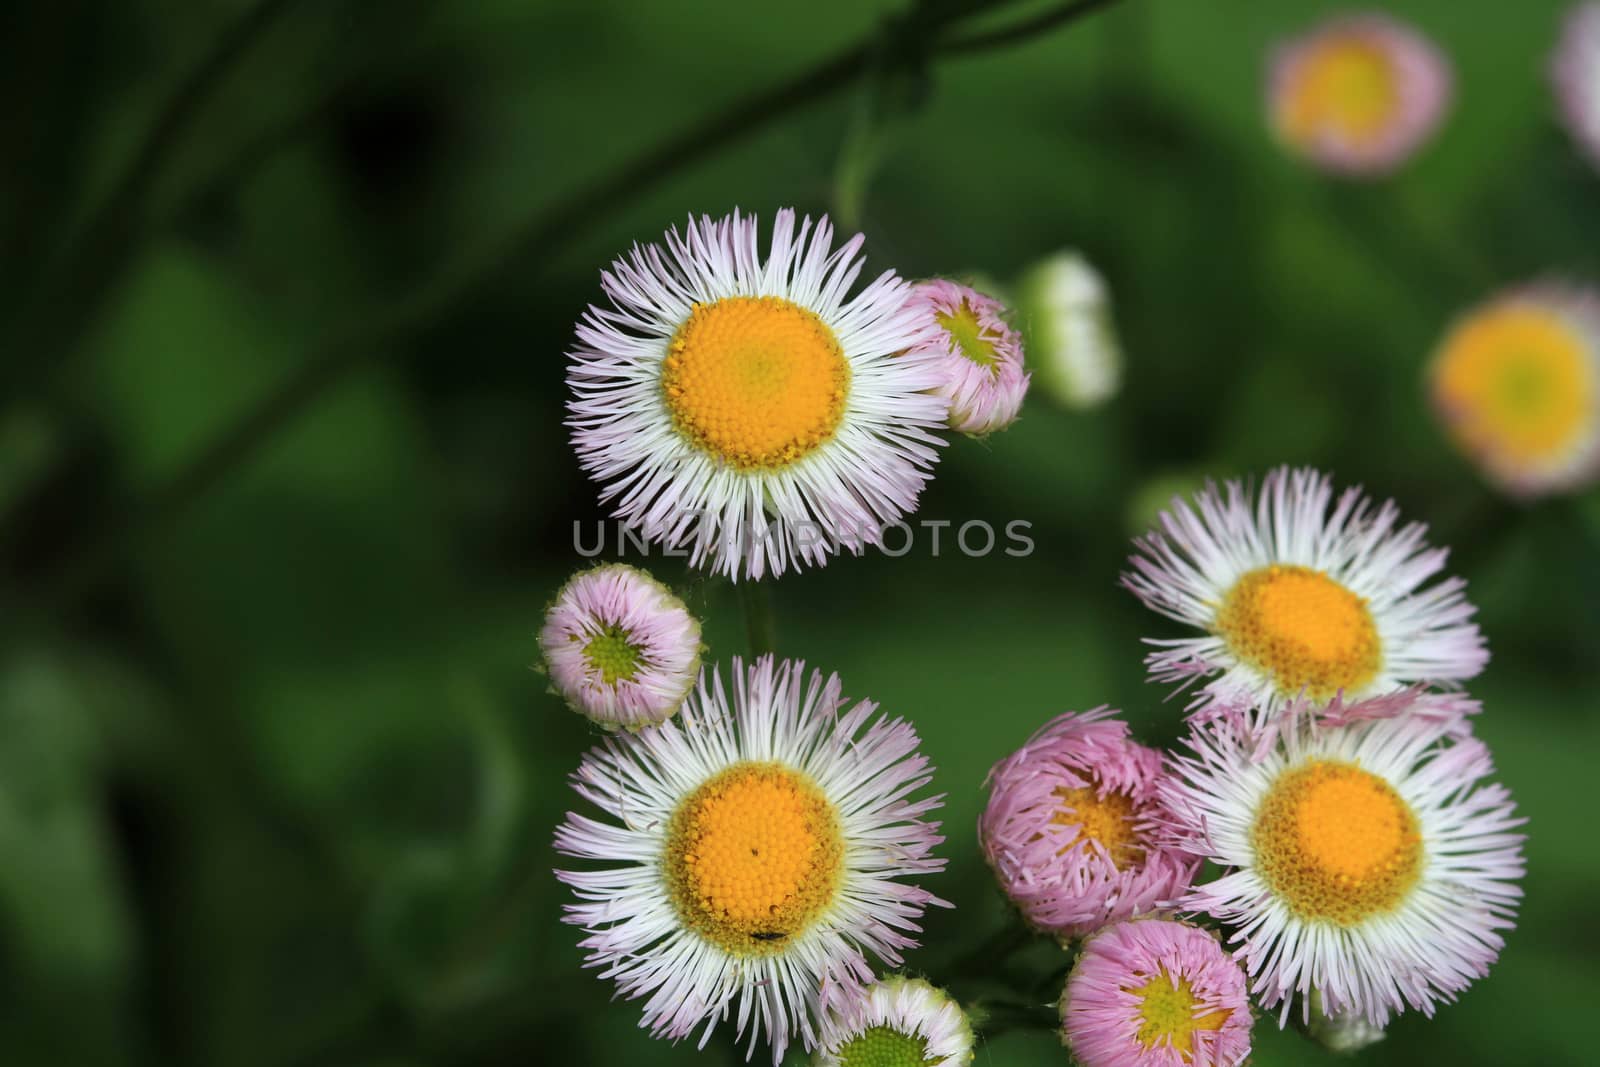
1013 252 1121 411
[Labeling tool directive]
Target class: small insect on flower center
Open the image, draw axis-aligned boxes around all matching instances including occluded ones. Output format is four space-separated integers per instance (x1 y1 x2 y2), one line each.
661 296 850 470
935 299 1000 370
1127 967 1233 1060
1215 564 1381 700
663 761 844 956
1252 759 1423 926
834 1024 937 1067
1051 783 1147 868
580 624 642 685
1279 36 1400 147
1433 304 1594 463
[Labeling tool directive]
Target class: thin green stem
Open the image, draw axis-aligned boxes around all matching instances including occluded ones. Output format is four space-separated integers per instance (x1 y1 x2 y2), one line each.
28 0 1132 616
968 997 1060 1040
739 580 778 660
681 571 730 619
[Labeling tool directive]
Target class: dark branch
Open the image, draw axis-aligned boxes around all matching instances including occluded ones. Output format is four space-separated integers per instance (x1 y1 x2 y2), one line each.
940 0 1126 55
33 0 1131 615
5 0 305 396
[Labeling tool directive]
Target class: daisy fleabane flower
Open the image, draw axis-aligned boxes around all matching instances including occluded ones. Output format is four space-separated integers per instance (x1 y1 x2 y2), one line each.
567 209 948 581
1013 251 1122 412
1305 992 1386 1053
1553 3 1600 171
1268 13 1451 175
814 976 974 1067
538 563 702 729
1158 701 1525 1027
978 708 1198 939
1123 466 1487 729
554 656 948 1064
1060 919 1253 1067
905 279 1029 435
1428 283 1600 498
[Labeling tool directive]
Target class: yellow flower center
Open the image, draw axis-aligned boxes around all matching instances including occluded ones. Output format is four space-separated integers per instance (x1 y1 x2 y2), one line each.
1278 36 1400 149
1252 759 1423 925
663 761 844 955
1128 967 1233 1060
935 299 999 369
1215 565 1381 700
1051 783 1146 868
1432 302 1594 466
661 296 849 469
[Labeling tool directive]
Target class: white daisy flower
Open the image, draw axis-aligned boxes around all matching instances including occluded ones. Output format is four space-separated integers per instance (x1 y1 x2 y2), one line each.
554 656 948 1063
903 279 1029 436
1158 702 1525 1027
567 209 948 580
1060 919 1253 1067
1428 282 1600 498
538 563 702 730
1305 992 1387 1053
1123 466 1487 727
814 976 974 1066
1553 3 1600 172
1267 13 1452 176
1013 251 1122 411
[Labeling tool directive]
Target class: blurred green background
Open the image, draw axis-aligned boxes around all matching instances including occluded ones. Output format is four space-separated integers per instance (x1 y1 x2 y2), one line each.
2 0 1596 1064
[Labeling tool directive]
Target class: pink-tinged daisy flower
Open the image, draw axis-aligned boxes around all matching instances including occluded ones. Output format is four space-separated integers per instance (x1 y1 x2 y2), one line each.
1124 466 1487 729
1428 283 1600 498
815 976 974 1067
1060 919 1253 1067
1553 3 1600 170
1268 14 1451 175
905 279 1029 435
555 656 948 1064
538 563 702 729
1218 687 1480 763
1158 704 1525 1027
567 209 948 581
978 708 1198 939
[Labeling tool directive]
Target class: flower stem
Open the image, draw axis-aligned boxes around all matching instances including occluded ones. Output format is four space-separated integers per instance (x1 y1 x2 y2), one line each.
739 580 778 660
966 998 1060 1040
